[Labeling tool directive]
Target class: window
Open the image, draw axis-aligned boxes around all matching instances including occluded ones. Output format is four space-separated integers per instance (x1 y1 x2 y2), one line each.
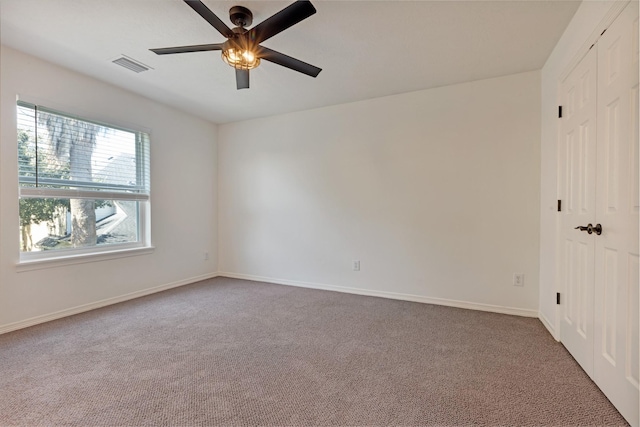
17 101 150 261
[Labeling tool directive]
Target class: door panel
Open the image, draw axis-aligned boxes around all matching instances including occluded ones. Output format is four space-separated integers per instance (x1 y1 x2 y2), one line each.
628 253 639 387
559 3 638 425
559 46 597 376
594 2 639 425
604 99 621 211
601 247 618 364
631 84 639 212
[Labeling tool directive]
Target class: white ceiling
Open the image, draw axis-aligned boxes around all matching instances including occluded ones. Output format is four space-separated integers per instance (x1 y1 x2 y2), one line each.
0 0 580 124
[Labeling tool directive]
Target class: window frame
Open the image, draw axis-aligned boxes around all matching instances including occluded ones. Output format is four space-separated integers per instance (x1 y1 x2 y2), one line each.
16 101 152 266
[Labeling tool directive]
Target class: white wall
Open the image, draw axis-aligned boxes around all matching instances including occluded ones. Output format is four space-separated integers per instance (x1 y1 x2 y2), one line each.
218 71 541 315
0 46 218 332
539 1 628 337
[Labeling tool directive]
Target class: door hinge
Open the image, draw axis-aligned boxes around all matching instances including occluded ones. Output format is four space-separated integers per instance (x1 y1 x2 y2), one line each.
556 293 561 305
557 200 562 212
558 105 563 118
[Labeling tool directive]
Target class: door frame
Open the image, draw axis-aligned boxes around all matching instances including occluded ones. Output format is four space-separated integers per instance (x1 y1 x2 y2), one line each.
554 0 631 341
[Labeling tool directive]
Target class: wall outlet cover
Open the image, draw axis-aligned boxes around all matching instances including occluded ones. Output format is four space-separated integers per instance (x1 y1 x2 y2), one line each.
513 273 524 287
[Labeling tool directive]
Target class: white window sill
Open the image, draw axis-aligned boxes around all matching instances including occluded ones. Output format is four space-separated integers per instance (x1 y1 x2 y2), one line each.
16 246 155 272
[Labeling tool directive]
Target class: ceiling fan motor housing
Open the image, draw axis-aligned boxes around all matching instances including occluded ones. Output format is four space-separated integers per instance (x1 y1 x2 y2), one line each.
229 6 252 28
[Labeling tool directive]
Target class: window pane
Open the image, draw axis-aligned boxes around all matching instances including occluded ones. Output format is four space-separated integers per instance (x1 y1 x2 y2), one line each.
17 101 150 260
19 198 140 253
17 103 150 194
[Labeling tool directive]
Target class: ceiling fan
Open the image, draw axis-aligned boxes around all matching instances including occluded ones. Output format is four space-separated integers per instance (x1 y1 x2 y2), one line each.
150 0 322 90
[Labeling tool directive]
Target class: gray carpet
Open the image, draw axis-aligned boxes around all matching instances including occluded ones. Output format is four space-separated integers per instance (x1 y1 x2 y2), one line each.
0 277 628 426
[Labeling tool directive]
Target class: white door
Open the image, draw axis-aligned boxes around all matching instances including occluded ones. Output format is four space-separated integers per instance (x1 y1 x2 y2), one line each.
559 2 639 426
558 46 598 376
593 2 639 425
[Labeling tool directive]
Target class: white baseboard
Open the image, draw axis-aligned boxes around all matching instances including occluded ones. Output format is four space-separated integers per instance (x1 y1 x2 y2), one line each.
0 273 219 335
538 312 559 341
1 271 541 336
218 272 539 318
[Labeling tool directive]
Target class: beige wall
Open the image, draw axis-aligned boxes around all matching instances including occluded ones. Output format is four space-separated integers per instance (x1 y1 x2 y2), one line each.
218 70 541 315
0 46 218 331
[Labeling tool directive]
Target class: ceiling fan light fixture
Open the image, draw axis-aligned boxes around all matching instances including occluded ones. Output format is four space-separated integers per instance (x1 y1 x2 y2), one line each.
152 0 322 89
222 47 260 70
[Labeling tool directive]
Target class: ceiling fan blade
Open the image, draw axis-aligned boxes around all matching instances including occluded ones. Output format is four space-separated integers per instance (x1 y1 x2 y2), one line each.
150 43 224 55
247 0 316 45
184 0 234 38
256 46 321 77
236 69 250 90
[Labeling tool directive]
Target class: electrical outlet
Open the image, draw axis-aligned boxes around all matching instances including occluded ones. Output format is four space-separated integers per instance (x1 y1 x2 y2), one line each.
353 260 360 271
513 273 524 287
204 252 209 261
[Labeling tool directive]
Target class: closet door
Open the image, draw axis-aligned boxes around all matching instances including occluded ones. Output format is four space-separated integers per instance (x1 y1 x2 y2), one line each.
558 46 598 376
593 2 639 425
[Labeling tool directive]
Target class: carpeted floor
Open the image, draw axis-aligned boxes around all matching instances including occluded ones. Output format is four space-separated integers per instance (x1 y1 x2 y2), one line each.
0 277 629 426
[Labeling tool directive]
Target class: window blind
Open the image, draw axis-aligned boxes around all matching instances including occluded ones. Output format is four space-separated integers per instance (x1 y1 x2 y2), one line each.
17 102 150 198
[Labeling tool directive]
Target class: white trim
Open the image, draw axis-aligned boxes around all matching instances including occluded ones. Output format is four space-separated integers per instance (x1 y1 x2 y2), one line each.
218 272 539 318
16 94 153 135
0 273 219 335
539 312 559 341
554 81 564 345
16 245 155 272
558 0 629 83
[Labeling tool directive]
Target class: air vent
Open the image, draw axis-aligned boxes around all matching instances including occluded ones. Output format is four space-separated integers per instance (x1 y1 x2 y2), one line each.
112 56 151 73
